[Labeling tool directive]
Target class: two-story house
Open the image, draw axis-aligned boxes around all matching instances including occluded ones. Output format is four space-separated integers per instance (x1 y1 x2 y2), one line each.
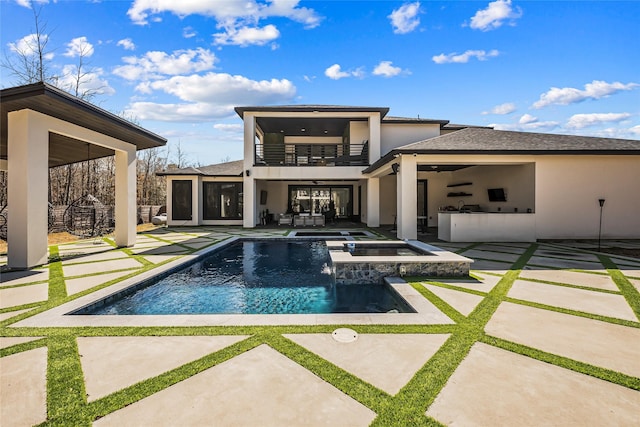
159 105 640 242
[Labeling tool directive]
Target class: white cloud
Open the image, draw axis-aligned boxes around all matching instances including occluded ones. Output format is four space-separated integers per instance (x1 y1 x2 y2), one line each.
432 49 499 64
372 61 405 78
183 26 197 38
126 72 296 122
213 24 280 47
63 36 94 58
56 64 115 97
214 123 243 133
303 75 315 83
388 2 421 34
519 113 537 124
113 48 217 81
8 33 54 59
127 0 321 28
15 0 49 8
117 38 136 50
482 102 516 115
490 114 559 132
325 64 353 80
469 0 522 31
630 125 640 136
533 80 639 109
566 113 632 129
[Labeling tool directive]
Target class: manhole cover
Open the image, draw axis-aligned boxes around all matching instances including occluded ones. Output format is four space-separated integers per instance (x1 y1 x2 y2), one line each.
332 328 358 343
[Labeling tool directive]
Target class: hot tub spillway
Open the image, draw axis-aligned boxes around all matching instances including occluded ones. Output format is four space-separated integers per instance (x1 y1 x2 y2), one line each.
327 240 472 285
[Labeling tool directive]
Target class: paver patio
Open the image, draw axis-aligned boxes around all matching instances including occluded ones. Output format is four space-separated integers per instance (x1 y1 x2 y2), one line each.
1 227 639 426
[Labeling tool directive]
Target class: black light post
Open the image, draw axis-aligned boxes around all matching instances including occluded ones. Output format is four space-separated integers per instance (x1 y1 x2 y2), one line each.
598 198 605 251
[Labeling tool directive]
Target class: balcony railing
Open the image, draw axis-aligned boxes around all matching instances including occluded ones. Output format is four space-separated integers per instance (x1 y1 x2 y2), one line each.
254 142 369 167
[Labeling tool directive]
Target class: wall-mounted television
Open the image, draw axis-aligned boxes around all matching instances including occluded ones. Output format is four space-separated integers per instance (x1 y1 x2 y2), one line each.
488 188 507 202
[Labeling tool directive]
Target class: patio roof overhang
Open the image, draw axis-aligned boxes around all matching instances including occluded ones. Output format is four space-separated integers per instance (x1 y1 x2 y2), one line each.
235 105 390 137
1 82 166 168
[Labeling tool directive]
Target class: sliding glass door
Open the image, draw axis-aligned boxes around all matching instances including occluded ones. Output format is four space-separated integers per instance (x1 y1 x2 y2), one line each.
288 185 352 218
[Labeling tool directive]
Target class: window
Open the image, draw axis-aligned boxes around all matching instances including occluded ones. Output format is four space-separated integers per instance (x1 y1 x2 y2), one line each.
172 180 192 221
203 182 243 220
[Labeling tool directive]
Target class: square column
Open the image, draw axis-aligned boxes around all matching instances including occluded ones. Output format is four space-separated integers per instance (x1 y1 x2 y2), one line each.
396 155 417 240
114 146 137 247
243 114 257 228
366 177 380 227
7 110 49 268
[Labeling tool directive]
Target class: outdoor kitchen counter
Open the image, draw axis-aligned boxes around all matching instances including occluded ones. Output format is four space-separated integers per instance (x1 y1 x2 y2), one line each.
438 212 536 242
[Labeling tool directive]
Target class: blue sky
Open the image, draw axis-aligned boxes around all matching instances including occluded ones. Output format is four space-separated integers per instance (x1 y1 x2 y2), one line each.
2 0 639 166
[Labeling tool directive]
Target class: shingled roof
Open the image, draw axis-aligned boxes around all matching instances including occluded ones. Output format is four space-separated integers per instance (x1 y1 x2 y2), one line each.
157 160 244 176
364 127 640 173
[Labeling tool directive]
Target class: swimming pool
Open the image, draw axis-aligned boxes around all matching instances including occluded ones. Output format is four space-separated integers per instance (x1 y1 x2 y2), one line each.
74 240 414 315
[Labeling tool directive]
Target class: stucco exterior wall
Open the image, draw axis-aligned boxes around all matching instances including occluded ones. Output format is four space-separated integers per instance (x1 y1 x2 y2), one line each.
380 123 440 156
535 155 640 239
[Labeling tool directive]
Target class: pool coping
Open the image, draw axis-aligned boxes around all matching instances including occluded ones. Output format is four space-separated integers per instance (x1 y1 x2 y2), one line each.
11 237 457 327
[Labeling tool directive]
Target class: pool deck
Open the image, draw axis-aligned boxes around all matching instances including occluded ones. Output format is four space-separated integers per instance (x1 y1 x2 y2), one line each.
1 227 639 426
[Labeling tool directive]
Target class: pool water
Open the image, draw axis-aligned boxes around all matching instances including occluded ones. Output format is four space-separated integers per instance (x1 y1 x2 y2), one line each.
77 240 413 315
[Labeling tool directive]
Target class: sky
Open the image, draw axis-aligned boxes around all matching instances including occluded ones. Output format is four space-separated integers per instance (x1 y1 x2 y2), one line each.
1 0 639 166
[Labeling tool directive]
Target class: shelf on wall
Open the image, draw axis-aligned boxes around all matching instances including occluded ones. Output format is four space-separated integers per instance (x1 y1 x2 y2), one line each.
447 192 473 197
447 182 472 188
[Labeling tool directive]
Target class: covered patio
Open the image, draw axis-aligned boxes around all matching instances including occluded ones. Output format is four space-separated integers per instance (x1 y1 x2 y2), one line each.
0 82 166 269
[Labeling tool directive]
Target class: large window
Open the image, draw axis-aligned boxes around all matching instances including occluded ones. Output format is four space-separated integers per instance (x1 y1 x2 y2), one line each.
203 182 243 220
288 185 353 218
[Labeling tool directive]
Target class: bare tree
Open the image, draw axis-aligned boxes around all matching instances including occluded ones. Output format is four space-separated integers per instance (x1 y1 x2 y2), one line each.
1 3 55 85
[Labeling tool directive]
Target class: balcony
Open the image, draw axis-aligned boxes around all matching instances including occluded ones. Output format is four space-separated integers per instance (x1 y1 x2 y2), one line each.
254 142 369 167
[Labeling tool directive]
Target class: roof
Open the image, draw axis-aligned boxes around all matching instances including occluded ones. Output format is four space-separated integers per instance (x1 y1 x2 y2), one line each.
235 105 390 118
157 160 244 177
1 82 167 168
382 116 449 125
364 127 640 173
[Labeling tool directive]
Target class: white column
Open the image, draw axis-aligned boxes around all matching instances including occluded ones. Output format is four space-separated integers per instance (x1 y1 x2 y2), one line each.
7 110 49 268
243 113 257 227
366 177 380 227
368 113 381 162
396 155 417 240
114 145 137 247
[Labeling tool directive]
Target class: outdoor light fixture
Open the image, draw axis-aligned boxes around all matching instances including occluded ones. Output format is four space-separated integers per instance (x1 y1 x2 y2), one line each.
301 128 306 132
391 163 400 174
246 169 251 177
598 198 605 251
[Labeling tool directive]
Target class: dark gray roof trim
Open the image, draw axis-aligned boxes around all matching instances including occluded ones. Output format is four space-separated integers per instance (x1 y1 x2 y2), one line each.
364 128 640 174
382 116 449 125
235 105 390 118
1 82 166 146
158 160 244 177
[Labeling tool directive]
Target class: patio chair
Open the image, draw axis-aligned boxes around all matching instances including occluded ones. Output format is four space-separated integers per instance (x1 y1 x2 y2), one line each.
278 213 293 226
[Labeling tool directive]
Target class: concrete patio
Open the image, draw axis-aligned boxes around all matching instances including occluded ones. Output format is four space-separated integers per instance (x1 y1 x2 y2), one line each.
1 227 639 426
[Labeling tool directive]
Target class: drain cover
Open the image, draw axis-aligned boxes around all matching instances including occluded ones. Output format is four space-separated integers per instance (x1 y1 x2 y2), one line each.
332 328 358 343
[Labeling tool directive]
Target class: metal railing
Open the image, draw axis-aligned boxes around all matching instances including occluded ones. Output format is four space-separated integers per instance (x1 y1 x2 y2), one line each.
254 142 369 166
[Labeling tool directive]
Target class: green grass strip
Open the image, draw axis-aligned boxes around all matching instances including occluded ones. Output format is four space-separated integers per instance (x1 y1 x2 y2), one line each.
482 335 640 390
86 335 261 423
43 334 89 427
269 333 391 413
599 254 640 321
370 243 538 426
0 337 47 357
503 297 640 328
47 246 67 301
409 282 467 324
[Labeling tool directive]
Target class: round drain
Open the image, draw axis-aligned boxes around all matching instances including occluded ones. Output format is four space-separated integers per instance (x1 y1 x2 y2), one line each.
332 328 358 343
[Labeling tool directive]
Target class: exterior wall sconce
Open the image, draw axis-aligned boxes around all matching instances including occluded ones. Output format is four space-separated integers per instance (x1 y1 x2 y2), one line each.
245 169 251 177
391 163 400 174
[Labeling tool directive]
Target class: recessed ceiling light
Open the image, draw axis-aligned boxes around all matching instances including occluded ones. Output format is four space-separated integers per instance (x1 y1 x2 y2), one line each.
324 130 328 134
301 128 306 132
